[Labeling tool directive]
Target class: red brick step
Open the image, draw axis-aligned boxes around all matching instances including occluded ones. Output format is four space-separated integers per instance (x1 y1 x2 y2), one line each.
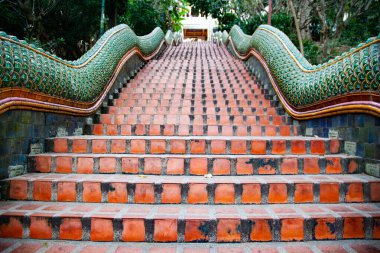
29 154 362 175
0 201 379 242
4 173 379 204
1 238 379 253
92 124 301 137
47 136 342 156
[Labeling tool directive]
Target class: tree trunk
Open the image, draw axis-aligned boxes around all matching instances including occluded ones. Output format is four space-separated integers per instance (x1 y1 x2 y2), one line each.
107 0 117 28
298 0 312 40
313 0 328 58
268 0 272 25
333 0 345 40
289 0 304 55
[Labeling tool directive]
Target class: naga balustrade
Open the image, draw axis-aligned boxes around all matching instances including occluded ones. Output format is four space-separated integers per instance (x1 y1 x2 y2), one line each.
0 24 174 115
225 25 380 120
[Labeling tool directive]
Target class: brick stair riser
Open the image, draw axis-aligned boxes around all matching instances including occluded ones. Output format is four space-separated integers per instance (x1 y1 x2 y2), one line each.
95 114 293 126
29 155 363 175
3 178 379 204
104 106 284 116
0 213 378 242
46 138 342 156
91 124 302 137
110 98 281 110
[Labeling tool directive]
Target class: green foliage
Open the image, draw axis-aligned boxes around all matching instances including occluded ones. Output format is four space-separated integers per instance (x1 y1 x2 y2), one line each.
0 0 100 59
240 12 293 35
120 0 188 34
219 13 239 31
0 0 378 65
44 0 101 58
302 40 320 65
340 15 380 46
121 0 160 36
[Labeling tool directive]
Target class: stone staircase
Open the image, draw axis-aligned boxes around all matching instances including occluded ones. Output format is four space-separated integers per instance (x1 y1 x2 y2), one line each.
0 42 379 252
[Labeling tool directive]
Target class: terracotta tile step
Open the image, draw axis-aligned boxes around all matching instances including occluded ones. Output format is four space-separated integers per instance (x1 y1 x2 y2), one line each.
0 239 378 253
106 106 281 116
127 76 252 84
97 115 292 126
1 239 379 253
136 67 248 73
118 88 264 96
133 68 248 73
113 98 273 107
119 82 262 91
4 173 379 204
124 78 255 85
29 154 362 175
143 62 245 67
2 239 380 253
46 136 341 156
0 201 379 242
92 124 300 137
125 79 254 86
97 115 292 127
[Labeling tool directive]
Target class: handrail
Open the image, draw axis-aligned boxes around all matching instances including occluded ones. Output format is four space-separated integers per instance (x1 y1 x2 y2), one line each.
226 25 380 119
0 24 167 115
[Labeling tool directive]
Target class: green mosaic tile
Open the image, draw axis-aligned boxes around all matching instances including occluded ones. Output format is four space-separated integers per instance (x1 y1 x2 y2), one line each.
0 24 165 103
228 25 380 108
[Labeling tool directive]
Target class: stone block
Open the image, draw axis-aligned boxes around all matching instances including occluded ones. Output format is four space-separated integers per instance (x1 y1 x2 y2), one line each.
344 141 357 156
356 143 365 157
339 115 347 127
6 122 19 138
358 128 369 143
19 124 32 138
11 154 27 165
8 165 25 178
20 111 32 124
364 143 376 159
347 114 354 126
375 117 380 126
350 128 360 142
33 125 45 138
0 139 6 155
355 115 365 127
30 143 43 155
21 138 30 152
365 163 380 178
305 128 313 136
368 127 379 144
0 121 6 137
376 144 380 160
0 155 11 179
32 111 45 123
328 129 339 139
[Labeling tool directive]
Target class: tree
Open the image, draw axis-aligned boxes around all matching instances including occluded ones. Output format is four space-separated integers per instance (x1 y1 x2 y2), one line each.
0 0 58 40
268 0 272 25
288 0 304 55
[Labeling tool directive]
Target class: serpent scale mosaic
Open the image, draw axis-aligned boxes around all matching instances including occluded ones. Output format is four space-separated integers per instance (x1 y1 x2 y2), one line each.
226 25 380 119
0 24 169 115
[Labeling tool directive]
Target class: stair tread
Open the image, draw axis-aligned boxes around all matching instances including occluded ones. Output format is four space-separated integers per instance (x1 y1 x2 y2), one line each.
1 238 379 253
6 173 379 182
31 153 356 158
49 136 331 140
1 201 379 216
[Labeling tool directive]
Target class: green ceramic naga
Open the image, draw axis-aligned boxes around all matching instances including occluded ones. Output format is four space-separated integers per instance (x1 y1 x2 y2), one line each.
227 25 380 118
0 24 167 113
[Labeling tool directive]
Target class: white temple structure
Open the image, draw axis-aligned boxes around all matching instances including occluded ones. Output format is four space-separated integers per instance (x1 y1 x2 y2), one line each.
181 7 218 41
